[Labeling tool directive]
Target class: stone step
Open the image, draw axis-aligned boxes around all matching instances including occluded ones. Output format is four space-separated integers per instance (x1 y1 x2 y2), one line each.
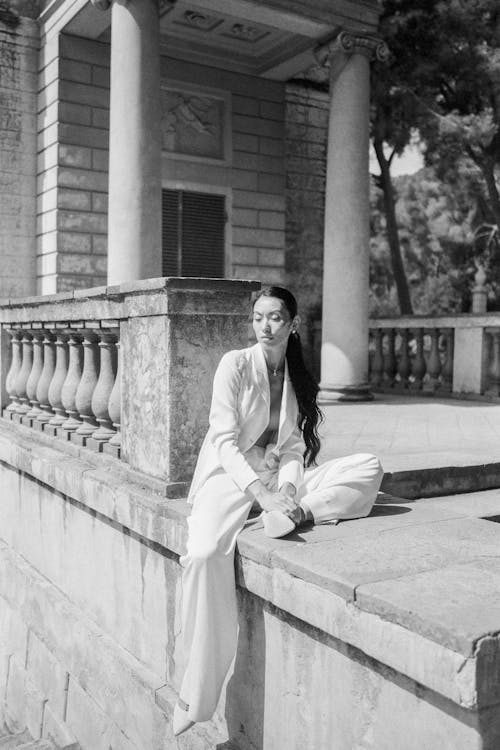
381 460 500 500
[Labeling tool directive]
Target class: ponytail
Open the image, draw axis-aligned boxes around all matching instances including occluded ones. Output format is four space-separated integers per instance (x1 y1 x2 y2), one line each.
254 286 323 467
286 330 323 466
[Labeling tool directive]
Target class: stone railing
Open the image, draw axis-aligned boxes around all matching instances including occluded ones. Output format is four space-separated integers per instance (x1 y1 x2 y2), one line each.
0 277 258 485
4 322 122 456
369 314 500 397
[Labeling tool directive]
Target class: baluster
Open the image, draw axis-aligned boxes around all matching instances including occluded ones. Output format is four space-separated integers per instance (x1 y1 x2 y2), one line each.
4 328 22 418
88 330 118 450
25 330 45 424
487 330 500 396
73 329 100 443
441 329 454 392
104 340 121 459
411 328 426 391
426 328 442 391
371 329 384 387
60 332 84 438
34 330 56 429
13 329 33 420
397 328 411 389
46 330 70 436
384 329 397 387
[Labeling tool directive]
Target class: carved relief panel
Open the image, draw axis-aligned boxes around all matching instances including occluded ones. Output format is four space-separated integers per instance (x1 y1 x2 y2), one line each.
160 85 230 163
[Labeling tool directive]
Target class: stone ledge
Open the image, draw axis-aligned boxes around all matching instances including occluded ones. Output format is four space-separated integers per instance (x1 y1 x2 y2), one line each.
2 420 500 710
0 277 260 324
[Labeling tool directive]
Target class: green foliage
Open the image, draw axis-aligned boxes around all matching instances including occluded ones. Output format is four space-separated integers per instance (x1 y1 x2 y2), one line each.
370 0 500 315
369 167 495 315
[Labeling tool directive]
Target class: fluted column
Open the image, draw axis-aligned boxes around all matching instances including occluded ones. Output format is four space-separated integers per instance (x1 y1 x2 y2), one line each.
60 332 84 437
88 330 118 449
91 0 162 284
4 329 22 417
316 33 388 401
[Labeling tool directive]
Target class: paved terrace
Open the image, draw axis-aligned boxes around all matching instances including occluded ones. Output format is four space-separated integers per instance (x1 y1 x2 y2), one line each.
320 393 500 499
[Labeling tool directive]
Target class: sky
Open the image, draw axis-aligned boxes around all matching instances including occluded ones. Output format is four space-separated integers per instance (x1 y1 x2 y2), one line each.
369 143 425 176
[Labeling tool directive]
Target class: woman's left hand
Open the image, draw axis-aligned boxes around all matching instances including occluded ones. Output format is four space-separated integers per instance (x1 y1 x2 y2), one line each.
279 482 300 518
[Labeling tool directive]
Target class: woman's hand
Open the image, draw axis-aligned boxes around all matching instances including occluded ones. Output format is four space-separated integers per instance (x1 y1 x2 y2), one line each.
247 480 297 515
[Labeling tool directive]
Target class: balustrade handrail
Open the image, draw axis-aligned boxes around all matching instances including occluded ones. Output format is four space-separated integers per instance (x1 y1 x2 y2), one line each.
370 313 500 329
368 316 500 398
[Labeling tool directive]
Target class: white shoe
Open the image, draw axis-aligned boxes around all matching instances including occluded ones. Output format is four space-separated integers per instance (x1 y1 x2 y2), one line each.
173 703 195 737
262 510 296 538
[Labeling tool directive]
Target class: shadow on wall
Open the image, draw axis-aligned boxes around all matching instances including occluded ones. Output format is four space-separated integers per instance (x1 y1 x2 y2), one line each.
217 589 266 750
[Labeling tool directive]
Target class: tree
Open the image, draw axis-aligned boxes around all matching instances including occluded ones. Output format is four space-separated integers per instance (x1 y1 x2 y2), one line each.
370 0 446 315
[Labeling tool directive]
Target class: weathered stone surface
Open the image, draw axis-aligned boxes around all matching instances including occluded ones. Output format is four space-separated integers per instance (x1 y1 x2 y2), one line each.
41 705 78 750
356 556 500 655
5 656 27 731
26 633 67 719
271 517 500 601
0 23 36 300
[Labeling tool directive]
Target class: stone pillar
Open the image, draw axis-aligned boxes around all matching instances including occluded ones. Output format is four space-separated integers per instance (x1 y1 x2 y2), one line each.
316 33 388 401
92 0 162 284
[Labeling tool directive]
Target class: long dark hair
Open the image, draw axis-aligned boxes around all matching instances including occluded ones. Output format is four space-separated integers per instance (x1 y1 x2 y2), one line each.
254 286 323 467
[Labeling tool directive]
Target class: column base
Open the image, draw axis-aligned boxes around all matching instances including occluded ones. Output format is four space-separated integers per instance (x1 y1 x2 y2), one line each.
318 383 374 403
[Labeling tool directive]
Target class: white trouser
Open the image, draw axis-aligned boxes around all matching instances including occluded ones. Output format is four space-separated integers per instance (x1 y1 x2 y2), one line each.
178 451 383 722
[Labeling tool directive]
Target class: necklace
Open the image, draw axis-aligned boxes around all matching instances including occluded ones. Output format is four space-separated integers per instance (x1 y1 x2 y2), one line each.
266 362 284 377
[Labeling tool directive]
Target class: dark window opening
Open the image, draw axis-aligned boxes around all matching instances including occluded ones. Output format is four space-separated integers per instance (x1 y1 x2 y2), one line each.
161 189 226 278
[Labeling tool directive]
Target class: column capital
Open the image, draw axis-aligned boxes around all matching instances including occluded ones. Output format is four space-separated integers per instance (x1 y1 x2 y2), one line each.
315 31 389 67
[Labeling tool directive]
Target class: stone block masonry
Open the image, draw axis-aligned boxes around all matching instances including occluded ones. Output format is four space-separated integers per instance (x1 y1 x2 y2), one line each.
0 13 38 299
285 83 329 374
37 34 110 294
35 40 288 294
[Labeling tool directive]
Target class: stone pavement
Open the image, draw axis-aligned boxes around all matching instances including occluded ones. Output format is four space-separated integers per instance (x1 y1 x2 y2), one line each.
318 393 500 498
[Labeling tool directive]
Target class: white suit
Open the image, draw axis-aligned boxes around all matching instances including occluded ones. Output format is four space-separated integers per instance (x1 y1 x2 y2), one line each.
179 344 383 722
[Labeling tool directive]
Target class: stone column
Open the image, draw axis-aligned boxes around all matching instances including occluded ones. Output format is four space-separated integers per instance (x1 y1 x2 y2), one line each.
92 0 162 284
316 33 388 401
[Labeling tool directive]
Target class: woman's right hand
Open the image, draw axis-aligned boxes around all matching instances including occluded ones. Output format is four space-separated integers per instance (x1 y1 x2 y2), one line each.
247 480 297 515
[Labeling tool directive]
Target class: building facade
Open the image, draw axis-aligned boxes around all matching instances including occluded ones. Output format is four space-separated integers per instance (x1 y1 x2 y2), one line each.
1 0 384 397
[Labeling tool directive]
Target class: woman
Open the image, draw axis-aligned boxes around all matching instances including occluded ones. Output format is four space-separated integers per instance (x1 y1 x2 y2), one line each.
173 286 383 736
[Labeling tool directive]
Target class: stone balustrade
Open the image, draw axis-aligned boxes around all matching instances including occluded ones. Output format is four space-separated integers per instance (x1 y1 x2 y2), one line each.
369 314 500 398
0 277 258 484
3 323 121 456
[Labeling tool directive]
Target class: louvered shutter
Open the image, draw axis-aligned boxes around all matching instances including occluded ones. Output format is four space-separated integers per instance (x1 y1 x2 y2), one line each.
161 189 225 278
162 189 180 276
181 192 225 277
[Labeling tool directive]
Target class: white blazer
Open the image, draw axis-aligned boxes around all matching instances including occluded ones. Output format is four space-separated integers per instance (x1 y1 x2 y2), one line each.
188 343 305 502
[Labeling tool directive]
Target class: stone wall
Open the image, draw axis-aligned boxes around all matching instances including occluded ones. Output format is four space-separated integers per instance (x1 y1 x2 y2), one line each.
37 34 109 294
35 33 288 293
285 83 329 372
1 420 499 750
0 10 38 299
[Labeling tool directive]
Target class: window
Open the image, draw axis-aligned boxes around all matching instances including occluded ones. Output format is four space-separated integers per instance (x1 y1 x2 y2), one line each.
161 189 226 277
